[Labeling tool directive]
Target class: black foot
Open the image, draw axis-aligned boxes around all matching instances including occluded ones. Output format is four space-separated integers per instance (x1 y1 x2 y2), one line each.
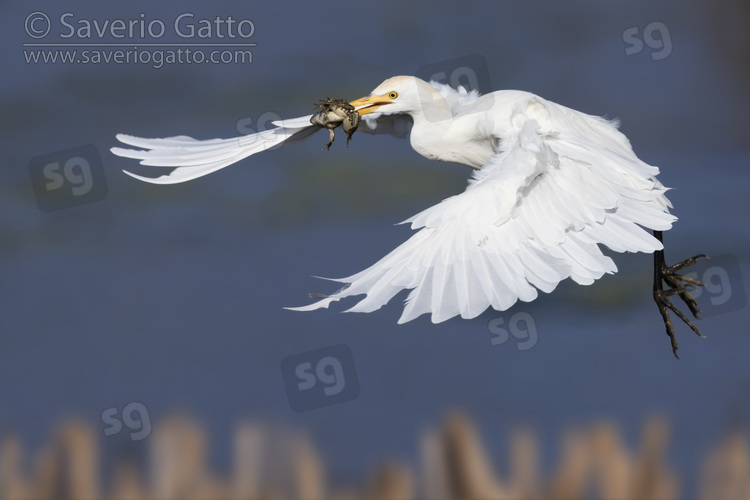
653 230 709 359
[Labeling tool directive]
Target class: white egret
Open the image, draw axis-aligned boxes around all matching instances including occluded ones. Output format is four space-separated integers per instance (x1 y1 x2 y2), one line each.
111 76 706 357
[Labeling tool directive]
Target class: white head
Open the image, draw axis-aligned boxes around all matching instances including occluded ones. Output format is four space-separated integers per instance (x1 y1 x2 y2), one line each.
349 76 451 121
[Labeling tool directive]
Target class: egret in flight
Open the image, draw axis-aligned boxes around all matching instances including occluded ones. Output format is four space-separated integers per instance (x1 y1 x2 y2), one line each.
112 76 706 357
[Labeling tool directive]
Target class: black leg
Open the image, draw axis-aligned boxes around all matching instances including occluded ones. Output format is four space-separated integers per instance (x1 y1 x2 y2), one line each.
652 230 709 359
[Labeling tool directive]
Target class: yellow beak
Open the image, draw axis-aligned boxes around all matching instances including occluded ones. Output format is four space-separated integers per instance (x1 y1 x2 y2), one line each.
349 94 393 115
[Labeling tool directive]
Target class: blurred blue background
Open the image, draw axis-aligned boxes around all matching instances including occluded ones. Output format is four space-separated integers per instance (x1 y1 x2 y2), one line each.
2 0 749 495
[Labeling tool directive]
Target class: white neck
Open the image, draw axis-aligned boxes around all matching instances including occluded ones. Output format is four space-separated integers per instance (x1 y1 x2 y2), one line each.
407 86 495 169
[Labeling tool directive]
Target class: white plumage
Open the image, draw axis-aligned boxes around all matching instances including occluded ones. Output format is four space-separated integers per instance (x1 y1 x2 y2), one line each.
112 76 675 323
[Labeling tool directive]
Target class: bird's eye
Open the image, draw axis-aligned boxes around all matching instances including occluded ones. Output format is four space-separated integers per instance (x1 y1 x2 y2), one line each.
388 91 399 99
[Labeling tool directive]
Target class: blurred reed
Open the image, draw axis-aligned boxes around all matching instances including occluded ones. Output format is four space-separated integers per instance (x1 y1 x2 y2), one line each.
0 412 747 499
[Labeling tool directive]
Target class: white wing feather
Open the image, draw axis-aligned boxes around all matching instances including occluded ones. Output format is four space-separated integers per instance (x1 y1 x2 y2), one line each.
111 117 318 184
288 95 675 322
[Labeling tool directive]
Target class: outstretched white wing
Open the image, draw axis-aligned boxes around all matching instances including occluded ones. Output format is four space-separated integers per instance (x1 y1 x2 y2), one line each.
111 116 319 184
288 95 676 323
